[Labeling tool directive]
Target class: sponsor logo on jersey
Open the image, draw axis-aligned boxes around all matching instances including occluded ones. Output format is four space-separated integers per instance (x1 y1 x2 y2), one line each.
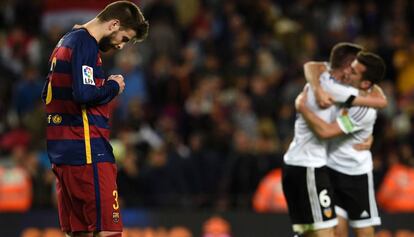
82 65 95 85
52 115 62 124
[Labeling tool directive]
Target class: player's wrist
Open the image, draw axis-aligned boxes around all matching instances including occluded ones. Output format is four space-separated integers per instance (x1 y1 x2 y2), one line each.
106 79 120 95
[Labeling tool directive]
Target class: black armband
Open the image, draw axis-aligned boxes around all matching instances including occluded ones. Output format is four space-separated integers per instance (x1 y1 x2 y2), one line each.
344 95 356 108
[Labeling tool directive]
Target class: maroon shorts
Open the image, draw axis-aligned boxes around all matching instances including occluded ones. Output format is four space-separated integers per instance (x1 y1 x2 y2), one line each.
52 162 123 233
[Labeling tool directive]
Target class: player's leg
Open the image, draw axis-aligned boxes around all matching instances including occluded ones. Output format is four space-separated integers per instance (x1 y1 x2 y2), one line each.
52 165 74 235
94 162 123 236
94 231 122 237
66 231 122 237
348 172 380 236
72 232 93 237
334 216 348 237
282 165 337 237
328 168 349 237
64 163 123 236
306 227 335 237
330 170 380 237
353 226 374 237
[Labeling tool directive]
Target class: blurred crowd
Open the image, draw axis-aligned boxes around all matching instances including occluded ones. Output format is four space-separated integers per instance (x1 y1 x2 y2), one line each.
0 0 414 213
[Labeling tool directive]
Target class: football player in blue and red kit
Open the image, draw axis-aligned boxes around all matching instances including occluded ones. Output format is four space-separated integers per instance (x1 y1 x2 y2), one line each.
41 1 148 237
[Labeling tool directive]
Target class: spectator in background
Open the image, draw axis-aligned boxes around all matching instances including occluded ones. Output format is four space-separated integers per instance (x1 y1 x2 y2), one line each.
231 93 257 138
141 147 188 207
169 226 193 237
394 39 414 104
202 216 232 237
41 0 114 32
117 149 146 207
249 75 278 119
12 65 43 117
1 26 40 76
111 44 148 121
252 168 287 213
377 143 414 213
219 129 260 209
0 161 32 212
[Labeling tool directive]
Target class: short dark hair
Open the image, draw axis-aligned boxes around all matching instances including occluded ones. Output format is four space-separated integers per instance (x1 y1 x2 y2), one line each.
356 51 386 84
97 1 149 43
329 42 363 69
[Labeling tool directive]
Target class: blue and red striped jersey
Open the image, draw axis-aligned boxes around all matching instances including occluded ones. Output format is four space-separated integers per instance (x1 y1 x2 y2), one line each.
42 28 119 165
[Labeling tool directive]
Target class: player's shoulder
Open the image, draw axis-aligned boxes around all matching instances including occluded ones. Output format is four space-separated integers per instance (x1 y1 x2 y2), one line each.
61 28 96 48
348 106 376 122
320 71 331 80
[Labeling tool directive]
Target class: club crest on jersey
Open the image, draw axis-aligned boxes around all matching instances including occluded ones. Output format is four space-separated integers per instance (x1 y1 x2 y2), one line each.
82 65 95 85
323 208 333 218
112 211 120 223
52 115 62 124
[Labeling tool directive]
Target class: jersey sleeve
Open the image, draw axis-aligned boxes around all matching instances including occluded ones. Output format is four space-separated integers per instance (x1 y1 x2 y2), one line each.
71 34 119 106
320 74 359 103
336 107 376 134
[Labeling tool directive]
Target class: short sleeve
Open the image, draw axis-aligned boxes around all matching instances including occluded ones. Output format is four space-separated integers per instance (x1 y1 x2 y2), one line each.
336 107 376 134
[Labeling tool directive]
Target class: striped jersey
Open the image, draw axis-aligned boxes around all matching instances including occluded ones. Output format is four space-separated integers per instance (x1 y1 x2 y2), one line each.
283 71 359 168
327 106 377 175
42 28 119 165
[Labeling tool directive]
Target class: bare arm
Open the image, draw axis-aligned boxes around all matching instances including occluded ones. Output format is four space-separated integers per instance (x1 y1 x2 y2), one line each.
303 61 333 108
353 84 388 108
353 135 373 150
295 89 344 139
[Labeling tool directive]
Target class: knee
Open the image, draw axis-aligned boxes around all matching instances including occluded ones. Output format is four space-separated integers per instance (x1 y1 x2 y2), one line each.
335 224 348 237
95 231 122 237
354 227 374 237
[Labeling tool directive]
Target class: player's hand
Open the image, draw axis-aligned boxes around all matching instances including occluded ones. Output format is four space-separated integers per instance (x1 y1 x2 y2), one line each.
354 135 373 150
315 87 334 108
108 74 125 95
295 88 308 112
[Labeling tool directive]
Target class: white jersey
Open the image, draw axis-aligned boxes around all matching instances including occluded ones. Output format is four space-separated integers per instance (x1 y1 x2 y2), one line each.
284 71 359 167
327 106 377 175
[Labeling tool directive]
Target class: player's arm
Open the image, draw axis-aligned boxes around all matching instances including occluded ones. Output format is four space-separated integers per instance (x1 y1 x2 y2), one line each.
303 61 333 108
353 135 373 150
295 89 344 139
305 61 387 109
71 36 120 106
352 84 388 108
323 74 387 109
297 89 376 143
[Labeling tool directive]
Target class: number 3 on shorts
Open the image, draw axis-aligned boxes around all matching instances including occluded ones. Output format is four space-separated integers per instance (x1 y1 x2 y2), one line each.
113 190 119 210
319 189 331 208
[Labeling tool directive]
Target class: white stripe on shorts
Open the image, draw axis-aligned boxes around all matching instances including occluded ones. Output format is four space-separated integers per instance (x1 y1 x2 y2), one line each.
368 171 379 219
307 167 322 222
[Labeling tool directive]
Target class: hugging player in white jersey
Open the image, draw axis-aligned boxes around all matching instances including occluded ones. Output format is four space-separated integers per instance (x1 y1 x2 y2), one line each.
282 43 387 237
295 51 387 237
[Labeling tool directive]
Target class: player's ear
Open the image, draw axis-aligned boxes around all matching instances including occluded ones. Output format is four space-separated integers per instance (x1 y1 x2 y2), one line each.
361 80 372 90
108 19 121 32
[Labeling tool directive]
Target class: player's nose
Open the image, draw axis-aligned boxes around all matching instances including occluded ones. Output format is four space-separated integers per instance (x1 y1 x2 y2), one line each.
344 66 351 74
115 43 125 50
